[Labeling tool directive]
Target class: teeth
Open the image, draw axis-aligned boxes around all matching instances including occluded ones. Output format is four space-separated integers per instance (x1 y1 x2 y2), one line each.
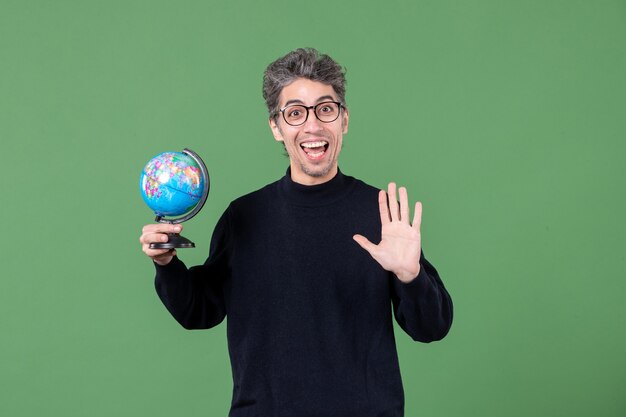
301 141 328 148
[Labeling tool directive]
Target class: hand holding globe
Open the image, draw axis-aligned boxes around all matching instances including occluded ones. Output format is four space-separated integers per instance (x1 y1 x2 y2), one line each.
139 149 209 260
140 223 184 265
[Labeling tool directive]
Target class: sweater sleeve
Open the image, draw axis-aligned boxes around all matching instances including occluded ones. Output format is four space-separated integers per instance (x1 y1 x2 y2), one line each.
153 208 232 330
391 252 453 342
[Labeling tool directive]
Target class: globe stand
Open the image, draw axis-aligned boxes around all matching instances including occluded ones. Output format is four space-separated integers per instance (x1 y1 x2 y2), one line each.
146 148 210 250
149 231 196 249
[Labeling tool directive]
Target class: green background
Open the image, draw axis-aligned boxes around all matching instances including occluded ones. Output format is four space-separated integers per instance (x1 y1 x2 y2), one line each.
1 1 624 416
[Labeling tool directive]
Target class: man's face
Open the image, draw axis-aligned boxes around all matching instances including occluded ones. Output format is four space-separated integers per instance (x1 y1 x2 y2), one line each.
269 78 349 185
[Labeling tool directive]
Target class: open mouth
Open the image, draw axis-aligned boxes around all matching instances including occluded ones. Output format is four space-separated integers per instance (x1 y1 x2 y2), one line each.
300 140 329 160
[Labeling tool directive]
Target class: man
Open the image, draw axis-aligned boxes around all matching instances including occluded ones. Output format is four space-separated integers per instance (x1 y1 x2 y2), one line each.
140 48 453 417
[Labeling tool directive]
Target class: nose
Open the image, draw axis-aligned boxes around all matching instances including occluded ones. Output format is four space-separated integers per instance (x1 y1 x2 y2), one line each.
303 108 324 132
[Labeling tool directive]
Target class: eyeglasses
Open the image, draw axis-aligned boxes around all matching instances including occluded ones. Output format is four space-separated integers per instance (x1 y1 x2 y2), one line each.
278 101 344 126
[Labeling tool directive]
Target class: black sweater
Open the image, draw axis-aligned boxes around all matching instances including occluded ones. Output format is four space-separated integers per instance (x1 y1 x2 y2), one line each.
155 169 453 417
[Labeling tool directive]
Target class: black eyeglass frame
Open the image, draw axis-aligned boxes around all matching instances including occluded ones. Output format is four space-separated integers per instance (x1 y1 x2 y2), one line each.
277 101 344 126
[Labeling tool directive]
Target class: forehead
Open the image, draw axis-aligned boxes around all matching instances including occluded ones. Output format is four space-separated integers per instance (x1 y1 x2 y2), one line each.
278 78 337 106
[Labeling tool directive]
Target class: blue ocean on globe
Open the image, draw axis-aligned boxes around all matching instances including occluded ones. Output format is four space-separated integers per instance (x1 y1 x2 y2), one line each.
140 152 205 217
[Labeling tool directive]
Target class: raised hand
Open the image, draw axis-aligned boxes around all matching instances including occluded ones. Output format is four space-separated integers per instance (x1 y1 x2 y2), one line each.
353 183 422 283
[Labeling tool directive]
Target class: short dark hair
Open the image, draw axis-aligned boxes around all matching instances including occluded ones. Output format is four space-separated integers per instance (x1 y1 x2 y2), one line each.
262 48 347 118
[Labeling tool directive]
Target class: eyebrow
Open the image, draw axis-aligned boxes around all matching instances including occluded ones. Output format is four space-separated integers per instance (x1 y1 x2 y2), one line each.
283 95 336 108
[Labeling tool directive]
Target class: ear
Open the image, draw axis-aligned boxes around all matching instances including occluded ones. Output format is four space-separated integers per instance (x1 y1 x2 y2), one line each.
269 117 284 142
341 107 349 134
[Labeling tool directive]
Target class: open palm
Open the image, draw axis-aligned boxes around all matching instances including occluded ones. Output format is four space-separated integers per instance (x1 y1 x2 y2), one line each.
353 183 422 283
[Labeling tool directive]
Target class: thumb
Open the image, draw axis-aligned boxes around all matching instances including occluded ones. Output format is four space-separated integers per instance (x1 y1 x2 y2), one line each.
353 234 377 254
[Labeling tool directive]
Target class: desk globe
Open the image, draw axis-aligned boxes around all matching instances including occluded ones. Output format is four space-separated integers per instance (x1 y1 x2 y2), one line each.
140 148 209 249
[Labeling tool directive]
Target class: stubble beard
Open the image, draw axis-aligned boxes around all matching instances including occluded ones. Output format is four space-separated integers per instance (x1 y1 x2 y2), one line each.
300 158 335 178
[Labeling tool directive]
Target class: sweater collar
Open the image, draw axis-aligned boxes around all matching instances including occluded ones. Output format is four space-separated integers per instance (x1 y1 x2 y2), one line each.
278 167 355 207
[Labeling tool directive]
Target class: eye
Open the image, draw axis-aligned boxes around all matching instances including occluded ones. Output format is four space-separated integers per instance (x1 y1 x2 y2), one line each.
318 102 338 115
288 109 302 118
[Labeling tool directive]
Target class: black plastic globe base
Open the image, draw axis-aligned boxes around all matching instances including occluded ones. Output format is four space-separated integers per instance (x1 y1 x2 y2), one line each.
149 233 195 249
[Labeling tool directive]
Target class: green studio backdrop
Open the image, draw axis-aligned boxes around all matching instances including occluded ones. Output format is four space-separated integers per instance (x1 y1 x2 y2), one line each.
1 1 624 416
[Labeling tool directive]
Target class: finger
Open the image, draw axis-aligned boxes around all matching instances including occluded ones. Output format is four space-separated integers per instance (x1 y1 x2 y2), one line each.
141 233 171 250
412 201 422 231
141 230 172 257
353 234 378 255
378 190 390 224
141 223 182 236
144 247 173 258
140 224 182 245
152 248 176 259
139 229 171 245
399 186 409 224
387 183 399 221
